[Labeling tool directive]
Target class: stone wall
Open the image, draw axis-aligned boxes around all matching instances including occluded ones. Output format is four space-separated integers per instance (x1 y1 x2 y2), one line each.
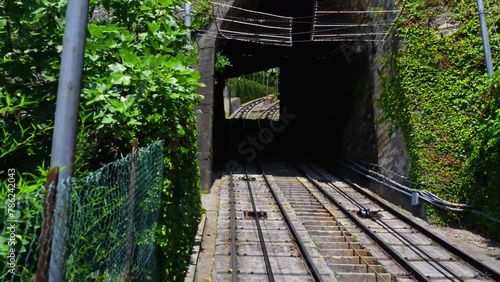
365 0 411 181
194 32 216 191
367 30 424 216
194 0 236 191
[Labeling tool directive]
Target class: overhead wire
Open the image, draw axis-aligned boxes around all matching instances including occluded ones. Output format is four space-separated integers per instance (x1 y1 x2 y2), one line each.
199 17 395 36
200 1 399 45
212 2 293 46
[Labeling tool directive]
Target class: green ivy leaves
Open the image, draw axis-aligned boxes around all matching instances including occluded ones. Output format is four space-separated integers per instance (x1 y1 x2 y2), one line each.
382 0 500 234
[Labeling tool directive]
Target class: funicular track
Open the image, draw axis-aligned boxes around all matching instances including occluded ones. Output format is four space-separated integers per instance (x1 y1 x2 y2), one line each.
230 97 280 120
230 97 268 119
224 166 327 282
259 101 280 120
214 159 499 282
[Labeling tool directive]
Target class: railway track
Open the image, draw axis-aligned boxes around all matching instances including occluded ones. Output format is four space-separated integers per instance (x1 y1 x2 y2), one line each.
231 97 268 119
259 101 280 120
212 159 499 282
230 97 280 120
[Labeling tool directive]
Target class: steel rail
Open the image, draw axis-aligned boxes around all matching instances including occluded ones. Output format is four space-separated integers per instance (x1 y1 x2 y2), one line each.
290 163 432 282
258 101 279 120
320 179 464 281
257 161 326 282
265 104 280 120
319 163 500 282
372 212 465 281
231 97 267 119
229 172 238 282
243 98 267 119
280 161 389 282
243 169 275 282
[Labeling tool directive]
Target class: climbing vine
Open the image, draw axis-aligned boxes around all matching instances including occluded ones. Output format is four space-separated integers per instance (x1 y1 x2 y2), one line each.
381 0 500 234
192 0 213 31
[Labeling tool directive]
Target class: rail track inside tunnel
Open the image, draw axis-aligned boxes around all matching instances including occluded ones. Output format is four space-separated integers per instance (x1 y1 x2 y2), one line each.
210 159 499 282
230 97 268 119
229 97 280 120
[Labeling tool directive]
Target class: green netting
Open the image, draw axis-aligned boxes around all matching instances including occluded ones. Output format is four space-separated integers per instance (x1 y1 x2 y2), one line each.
64 141 163 281
1 140 164 282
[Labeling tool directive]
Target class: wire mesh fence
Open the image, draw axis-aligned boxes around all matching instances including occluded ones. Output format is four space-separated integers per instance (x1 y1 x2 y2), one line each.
1 140 164 282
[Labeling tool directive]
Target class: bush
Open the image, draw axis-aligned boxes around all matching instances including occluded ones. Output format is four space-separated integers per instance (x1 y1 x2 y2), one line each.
1 0 204 280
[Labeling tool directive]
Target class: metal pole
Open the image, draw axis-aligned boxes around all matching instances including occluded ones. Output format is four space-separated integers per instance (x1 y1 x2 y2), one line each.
48 0 90 281
477 0 494 76
185 2 192 41
266 72 268 96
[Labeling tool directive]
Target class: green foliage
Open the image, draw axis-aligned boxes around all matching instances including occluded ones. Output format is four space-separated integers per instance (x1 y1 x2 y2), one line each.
381 0 500 234
230 77 277 104
192 0 213 31
1 0 205 280
0 168 46 282
229 69 280 104
0 11 54 273
215 51 232 73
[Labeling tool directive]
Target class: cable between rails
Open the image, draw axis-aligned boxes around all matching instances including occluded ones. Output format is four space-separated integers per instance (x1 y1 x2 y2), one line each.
243 167 275 282
316 161 500 281
279 161 390 282
290 161 432 282
257 160 326 282
320 175 465 282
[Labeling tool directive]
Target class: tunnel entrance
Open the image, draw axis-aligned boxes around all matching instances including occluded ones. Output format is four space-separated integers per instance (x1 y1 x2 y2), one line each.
223 68 280 119
213 46 377 174
196 0 400 189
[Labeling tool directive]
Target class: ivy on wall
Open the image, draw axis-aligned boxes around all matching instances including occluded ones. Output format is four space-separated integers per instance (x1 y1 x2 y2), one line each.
381 0 499 234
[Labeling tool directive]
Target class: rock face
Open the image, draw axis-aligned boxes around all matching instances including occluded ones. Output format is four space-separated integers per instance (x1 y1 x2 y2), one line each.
429 6 459 37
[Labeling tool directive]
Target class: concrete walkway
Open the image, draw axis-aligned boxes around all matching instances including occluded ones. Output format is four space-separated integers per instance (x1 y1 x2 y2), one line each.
184 179 222 282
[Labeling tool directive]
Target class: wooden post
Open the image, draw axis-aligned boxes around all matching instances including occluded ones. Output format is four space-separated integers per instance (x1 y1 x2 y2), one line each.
36 167 59 282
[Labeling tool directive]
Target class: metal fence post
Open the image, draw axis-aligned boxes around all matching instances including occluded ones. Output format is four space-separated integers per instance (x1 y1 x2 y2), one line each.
185 2 192 41
477 0 494 76
48 0 90 281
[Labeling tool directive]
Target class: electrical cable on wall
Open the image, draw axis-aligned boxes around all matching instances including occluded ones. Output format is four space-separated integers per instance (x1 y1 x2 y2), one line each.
334 158 500 224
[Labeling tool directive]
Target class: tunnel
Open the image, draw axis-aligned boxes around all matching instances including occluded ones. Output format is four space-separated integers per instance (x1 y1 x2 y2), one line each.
195 0 407 193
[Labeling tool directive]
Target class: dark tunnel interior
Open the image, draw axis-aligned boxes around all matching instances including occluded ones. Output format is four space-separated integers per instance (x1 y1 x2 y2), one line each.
212 0 379 173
